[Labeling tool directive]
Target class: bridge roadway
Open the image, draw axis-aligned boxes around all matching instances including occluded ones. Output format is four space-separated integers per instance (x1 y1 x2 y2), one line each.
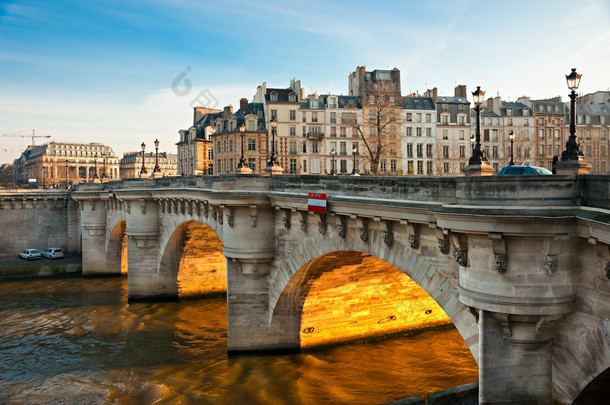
3 174 610 403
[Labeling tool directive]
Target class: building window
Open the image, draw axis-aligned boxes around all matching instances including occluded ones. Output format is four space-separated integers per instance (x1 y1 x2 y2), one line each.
312 112 318 123
290 140 297 154
271 110 277 120
301 141 307 153
459 130 465 140
340 142 347 155
459 146 465 158
443 145 449 159
416 144 423 158
417 161 423 174
290 110 296 121
302 112 306 122
443 162 449 174
442 104 448 112
443 130 448 140
416 127 422 137
248 158 256 172
492 146 498 158
407 144 413 158
302 159 307 172
290 126 296 136
290 158 297 174
229 140 234 153
289 94 296 103
426 128 432 137
329 98 337 108
555 129 560 140
406 113 412 122
391 160 397 172
426 144 433 158
340 127 346 137
426 114 431 123
391 126 397 138
248 139 256 151
407 127 412 136
312 142 319 154
380 160 387 172
427 161 433 174
271 93 278 102
330 112 337 124
340 159 347 173
331 126 337 137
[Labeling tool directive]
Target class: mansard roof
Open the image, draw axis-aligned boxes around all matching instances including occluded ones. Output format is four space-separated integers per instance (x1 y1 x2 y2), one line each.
404 96 435 110
265 88 298 103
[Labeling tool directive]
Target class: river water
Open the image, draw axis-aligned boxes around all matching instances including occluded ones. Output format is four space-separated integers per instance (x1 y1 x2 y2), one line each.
0 277 478 404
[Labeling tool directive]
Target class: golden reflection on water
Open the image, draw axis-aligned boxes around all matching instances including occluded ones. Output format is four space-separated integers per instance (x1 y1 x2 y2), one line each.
0 277 477 405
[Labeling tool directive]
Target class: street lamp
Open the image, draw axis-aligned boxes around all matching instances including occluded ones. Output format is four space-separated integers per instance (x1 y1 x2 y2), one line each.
153 139 161 173
330 148 336 175
140 142 147 176
352 144 359 176
64 159 69 187
237 125 247 169
471 134 475 153
101 153 107 179
561 68 583 161
469 86 488 165
509 131 515 166
267 118 278 166
93 153 99 180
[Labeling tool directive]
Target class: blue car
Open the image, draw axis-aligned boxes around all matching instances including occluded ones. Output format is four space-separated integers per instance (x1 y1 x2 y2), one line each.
497 165 552 175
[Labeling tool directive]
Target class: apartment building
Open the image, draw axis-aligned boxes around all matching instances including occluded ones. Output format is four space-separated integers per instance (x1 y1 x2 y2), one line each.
520 97 566 171
321 94 363 175
402 96 436 175
177 106 221 175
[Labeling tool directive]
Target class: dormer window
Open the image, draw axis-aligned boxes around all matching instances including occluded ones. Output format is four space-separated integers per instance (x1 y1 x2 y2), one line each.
310 99 319 109
523 108 529 116
289 94 296 102
247 120 255 131
506 108 512 116
270 92 278 102
329 97 337 108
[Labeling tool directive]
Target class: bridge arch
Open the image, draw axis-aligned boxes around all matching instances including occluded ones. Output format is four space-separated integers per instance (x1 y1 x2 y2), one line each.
106 220 127 274
158 220 226 299
269 228 479 359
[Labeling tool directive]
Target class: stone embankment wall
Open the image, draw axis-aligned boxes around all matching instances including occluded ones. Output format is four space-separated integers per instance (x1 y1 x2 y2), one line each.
0 190 79 259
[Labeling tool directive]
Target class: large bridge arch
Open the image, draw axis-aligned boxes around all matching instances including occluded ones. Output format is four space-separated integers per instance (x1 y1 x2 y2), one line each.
269 224 479 360
158 220 226 299
106 220 127 274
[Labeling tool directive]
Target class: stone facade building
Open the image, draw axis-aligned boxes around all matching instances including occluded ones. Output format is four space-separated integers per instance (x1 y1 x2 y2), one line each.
177 107 221 175
402 96 436 175
321 94 362 175
13 142 119 186
210 101 268 174
253 79 304 174
119 151 177 178
429 86 471 175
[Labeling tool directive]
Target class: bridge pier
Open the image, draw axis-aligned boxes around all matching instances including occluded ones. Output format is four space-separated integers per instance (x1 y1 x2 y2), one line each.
123 198 165 300
459 234 574 404
80 199 111 275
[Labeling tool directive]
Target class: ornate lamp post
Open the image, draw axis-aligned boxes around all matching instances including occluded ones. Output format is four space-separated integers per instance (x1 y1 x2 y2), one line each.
469 86 487 165
153 139 161 173
330 148 336 175
509 131 515 166
471 134 475 153
555 68 591 175
93 153 99 180
351 144 359 176
265 118 283 174
101 153 107 179
464 86 494 176
140 142 147 176
64 159 69 187
237 125 252 174
561 68 583 161
238 125 247 169
268 118 278 166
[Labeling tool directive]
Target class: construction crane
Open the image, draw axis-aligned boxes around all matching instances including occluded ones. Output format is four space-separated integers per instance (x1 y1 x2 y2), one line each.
0 129 52 145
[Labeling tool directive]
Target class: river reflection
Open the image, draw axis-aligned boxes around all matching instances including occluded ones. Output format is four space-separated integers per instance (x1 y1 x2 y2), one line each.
0 277 477 404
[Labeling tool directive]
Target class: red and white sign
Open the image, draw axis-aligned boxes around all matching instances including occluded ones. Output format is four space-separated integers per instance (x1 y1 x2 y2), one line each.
307 192 327 213
108 190 114 200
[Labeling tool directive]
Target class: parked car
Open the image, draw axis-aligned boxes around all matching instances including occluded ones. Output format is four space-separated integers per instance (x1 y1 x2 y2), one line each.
497 165 552 176
19 249 42 260
42 248 64 259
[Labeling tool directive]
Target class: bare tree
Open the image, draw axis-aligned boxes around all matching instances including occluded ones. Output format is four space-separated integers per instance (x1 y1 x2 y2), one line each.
345 81 400 174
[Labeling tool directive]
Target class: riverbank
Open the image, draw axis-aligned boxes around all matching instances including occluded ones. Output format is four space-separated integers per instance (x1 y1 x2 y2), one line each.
0 254 82 278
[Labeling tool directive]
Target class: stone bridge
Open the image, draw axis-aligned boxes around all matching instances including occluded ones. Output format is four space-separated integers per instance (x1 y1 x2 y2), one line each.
6 174 610 403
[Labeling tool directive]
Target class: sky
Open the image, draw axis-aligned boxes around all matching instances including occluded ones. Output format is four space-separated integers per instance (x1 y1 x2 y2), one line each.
1 0 609 164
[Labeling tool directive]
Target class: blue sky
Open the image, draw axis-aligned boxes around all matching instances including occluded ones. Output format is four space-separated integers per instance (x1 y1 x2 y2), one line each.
1 0 609 164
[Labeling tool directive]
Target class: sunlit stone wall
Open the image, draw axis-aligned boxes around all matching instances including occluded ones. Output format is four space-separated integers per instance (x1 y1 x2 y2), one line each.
297 252 452 349
177 223 226 298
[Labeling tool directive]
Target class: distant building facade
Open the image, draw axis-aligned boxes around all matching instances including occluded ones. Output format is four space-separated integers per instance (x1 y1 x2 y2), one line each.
13 142 118 186
119 151 177 178
177 107 221 175
402 96 436 175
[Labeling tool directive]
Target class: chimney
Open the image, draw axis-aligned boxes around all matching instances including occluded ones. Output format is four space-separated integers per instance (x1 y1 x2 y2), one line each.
455 85 467 98
424 87 438 100
240 98 248 112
